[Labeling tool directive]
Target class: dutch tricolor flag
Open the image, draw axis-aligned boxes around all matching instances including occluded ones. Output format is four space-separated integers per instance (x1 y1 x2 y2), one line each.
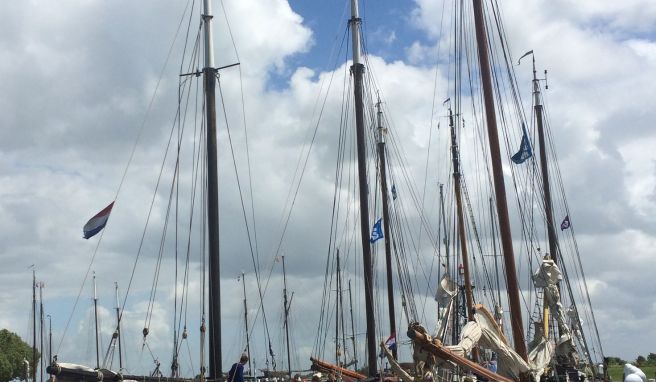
83 202 114 239
379 332 397 359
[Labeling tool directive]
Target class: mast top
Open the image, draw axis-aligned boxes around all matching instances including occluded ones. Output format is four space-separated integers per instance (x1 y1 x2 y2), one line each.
349 0 362 66
202 0 215 69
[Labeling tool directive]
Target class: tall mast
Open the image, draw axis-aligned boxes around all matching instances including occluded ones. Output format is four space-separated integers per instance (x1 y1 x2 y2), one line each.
114 282 123 371
32 269 36 382
241 273 252 377
282 256 292 379
202 0 222 377
447 108 476 342
471 0 527 360
375 97 397 359
93 272 100 369
525 52 558 341
349 0 377 375
347 280 358 372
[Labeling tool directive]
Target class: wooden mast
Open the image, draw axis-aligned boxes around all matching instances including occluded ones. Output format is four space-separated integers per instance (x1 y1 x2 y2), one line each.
349 0 377 375
375 97 397 359
470 0 528 361
447 108 476 341
202 0 222 378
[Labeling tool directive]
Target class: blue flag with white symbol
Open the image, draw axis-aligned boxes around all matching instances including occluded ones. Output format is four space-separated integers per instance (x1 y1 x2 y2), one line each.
560 215 570 231
511 124 532 164
370 218 384 243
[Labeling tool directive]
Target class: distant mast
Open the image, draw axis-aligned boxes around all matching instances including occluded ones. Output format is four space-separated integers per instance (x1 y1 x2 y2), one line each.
349 0 377 375
93 272 100 369
32 269 36 382
202 0 223 378
114 282 123 371
241 273 252 377
282 256 292 379
471 0 527 360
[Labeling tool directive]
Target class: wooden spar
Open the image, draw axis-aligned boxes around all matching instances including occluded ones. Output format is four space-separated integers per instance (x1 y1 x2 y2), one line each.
310 358 367 380
470 0 528 361
202 0 222 377
282 256 292 379
376 97 397 359
406 329 515 382
349 0 377 375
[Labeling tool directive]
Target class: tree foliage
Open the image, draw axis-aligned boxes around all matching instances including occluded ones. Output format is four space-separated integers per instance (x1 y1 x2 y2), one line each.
0 329 39 382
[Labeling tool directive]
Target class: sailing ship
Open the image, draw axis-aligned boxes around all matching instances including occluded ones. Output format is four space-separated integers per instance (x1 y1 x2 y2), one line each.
48 0 228 381
304 1 605 382
42 1 606 382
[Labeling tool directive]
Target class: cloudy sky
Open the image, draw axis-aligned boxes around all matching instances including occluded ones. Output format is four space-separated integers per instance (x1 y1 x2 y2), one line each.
1 0 656 378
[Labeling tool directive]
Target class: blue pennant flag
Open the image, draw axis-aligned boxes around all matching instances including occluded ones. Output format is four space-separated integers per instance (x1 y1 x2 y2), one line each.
370 218 384 243
511 124 532 164
391 184 397 200
560 215 571 231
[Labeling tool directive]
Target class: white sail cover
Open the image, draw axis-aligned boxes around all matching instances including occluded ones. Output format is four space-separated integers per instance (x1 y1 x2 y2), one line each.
470 308 554 381
532 255 580 367
624 364 647 382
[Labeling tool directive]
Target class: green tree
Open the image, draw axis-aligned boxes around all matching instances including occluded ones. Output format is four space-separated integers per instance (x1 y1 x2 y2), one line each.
648 353 656 364
0 329 40 382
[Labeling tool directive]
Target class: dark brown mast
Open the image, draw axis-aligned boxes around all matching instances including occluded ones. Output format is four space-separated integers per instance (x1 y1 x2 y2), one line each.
202 0 222 377
447 108 476 328
375 97 397 359
471 0 527 361
349 0 377 375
